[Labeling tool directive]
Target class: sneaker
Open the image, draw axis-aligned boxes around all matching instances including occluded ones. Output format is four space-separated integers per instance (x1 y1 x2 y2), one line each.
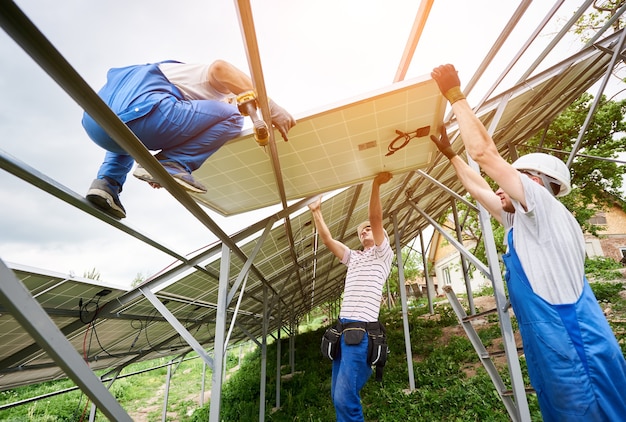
86 178 126 219
133 161 207 194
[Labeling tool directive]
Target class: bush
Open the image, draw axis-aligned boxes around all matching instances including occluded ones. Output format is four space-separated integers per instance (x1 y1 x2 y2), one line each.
585 256 623 280
590 281 625 302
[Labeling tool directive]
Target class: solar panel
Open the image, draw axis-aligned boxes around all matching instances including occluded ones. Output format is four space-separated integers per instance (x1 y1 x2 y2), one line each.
192 75 446 216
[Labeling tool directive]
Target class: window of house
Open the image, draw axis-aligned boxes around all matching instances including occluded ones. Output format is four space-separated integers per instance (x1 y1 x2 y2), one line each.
442 267 451 285
588 212 607 225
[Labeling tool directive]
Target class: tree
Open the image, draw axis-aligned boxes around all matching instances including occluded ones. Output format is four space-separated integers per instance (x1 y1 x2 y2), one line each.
520 93 626 234
574 1 625 43
83 267 101 281
132 272 147 287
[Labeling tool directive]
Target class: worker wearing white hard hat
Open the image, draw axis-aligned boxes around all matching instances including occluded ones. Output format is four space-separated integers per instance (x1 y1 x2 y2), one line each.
429 64 626 421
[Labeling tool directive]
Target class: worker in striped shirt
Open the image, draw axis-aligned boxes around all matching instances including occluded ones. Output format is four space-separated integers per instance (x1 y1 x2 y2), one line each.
308 171 394 422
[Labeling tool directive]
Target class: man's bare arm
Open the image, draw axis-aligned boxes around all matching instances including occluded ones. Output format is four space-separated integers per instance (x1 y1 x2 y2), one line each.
308 197 349 260
369 172 392 246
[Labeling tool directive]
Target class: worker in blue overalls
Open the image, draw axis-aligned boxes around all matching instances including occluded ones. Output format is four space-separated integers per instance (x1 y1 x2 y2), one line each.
82 59 295 219
429 63 626 421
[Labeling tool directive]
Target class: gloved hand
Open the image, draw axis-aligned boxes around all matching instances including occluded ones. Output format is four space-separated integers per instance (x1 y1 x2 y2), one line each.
269 99 296 142
431 64 466 104
430 126 456 160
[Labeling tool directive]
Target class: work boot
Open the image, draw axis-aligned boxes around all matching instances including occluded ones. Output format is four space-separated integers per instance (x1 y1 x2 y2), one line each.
133 161 207 194
86 177 126 219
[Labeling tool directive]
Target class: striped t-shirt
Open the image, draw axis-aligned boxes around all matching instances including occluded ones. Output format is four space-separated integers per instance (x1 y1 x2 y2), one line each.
339 238 393 321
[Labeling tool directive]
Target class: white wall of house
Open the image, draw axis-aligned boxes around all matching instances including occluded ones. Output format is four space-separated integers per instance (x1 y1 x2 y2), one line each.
434 250 490 296
585 237 604 257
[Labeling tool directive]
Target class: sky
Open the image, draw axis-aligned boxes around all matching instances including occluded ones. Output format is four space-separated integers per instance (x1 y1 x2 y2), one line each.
0 0 623 286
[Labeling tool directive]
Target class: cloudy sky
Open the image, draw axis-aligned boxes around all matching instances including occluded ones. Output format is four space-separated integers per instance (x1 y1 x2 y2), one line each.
0 0 618 286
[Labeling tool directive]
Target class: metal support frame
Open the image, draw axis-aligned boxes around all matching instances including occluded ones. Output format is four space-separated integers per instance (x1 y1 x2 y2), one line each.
476 81 537 421
474 171 531 419
275 305 282 410
201 361 207 407
0 7 299 379
393 0 434 82
162 361 173 422
139 288 214 369
259 286 269 422
234 0 308 304
442 285 522 421
223 218 275 355
451 200 475 315
0 259 132 421
289 310 296 374
392 213 416 391
419 229 435 314
209 243 231 422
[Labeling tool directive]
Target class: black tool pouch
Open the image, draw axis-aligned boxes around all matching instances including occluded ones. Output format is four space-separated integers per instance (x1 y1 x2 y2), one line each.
366 322 389 382
320 325 341 361
343 327 366 345
367 331 388 366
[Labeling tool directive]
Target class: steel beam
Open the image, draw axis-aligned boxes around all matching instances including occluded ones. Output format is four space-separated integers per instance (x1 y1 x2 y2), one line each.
392 213 415 390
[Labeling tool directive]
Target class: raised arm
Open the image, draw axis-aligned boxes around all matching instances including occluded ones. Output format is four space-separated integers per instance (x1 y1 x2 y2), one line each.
430 128 503 223
208 60 296 141
308 197 349 260
431 64 527 209
369 172 393 246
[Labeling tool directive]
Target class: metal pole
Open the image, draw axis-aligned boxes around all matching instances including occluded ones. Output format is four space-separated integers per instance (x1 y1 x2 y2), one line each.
392 213 415 390
209 243 231 422
393 0 435 82
451 200 475 314
161 363 172 422
259 286 268 421
140 288 214 368
275 306 282 410
386 274 393 309
290 311 296 374
419 230 435 314
200 361 206 407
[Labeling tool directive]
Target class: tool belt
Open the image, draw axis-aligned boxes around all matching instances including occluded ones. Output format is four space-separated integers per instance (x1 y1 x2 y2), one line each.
320 320 389 382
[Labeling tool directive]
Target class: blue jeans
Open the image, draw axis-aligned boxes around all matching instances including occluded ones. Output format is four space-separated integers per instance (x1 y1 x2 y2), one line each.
87 97 243 187
332 319 372 422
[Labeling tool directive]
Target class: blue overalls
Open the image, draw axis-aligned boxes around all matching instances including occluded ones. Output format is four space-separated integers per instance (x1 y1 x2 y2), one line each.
503 229 626 421
82 61 243 187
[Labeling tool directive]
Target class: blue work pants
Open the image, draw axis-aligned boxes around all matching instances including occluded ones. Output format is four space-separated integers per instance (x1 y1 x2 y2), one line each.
90 97 242 187
331 320 372 422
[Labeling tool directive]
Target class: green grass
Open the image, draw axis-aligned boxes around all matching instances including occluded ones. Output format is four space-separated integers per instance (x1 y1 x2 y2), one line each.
196 298 543 422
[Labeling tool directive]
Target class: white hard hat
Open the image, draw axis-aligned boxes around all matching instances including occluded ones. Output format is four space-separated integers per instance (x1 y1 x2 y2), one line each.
512 153 571 197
